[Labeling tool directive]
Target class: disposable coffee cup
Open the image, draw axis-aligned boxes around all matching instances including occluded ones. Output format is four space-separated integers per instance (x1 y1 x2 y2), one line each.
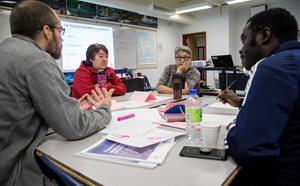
200 122 221 149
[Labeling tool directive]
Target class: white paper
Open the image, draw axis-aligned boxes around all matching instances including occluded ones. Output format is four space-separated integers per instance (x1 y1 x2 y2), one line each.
119 100 152 108
105 128 185 147
208 102 238 110
147 96 171 103
110 109 162 123
76 138 175 165
203 114 236 126
75 152 158 169
100 120 159 135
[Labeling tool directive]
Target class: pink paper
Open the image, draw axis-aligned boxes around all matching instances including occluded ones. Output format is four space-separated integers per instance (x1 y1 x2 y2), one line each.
130 91 157 102
153 120 186 130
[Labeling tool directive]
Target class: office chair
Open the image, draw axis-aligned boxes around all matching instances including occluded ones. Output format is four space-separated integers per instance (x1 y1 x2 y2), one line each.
141 75 156 91
39 154 84 186
122 78 145 92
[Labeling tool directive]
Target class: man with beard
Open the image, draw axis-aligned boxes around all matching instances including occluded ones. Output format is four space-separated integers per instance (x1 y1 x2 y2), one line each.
217 8 300 185
0 1 114 185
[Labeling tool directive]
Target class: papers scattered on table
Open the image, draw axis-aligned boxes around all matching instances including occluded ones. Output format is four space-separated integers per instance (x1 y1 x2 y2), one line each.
154 114 236 129
208 102 238 110
153 120 186 130
79 108 183 168
111 100 123 111
117 92 171 109
119 100 152 108
105 128 185 147
147 96 171 103
76 138 176 169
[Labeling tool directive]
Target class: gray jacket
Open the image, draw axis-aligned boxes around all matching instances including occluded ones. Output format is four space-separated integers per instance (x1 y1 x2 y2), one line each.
0 35 111 185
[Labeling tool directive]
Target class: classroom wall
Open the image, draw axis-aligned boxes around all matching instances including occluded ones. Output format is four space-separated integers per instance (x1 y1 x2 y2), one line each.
136 19 182 88
1 0 299 88
0 9 11 43
232 0 300 66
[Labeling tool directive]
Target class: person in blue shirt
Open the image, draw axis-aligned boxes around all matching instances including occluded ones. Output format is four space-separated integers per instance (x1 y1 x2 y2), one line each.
217 8 300 185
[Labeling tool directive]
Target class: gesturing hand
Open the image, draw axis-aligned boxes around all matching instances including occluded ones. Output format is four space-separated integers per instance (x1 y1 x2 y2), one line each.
217 90 241 108
89 87 115 108
79 87 115 110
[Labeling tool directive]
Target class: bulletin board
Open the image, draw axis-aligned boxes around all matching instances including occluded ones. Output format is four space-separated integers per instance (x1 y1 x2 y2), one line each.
113 27 157 69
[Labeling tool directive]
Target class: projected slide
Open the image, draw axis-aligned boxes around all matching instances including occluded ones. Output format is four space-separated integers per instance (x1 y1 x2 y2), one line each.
61 20 114 72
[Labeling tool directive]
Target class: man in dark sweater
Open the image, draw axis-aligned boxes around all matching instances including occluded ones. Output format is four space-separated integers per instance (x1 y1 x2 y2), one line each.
218 8 300 185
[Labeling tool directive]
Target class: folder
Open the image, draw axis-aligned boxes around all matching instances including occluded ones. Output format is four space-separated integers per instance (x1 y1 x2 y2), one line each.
164 104 185 122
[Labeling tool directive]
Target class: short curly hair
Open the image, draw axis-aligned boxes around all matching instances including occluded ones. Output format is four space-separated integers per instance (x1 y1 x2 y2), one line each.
247 8 298 43
10 1 58 39
174 46 192 56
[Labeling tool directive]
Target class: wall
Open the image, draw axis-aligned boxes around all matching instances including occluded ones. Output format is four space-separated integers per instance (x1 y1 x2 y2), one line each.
1 0 299 87
136 19 182 87
0 9 11 43
232 0 300 65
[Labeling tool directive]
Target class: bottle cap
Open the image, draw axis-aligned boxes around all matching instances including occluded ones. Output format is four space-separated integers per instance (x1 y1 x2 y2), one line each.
189 89 197 95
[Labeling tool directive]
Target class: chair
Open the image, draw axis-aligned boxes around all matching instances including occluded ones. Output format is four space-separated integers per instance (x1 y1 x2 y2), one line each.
38 153 84 186
122 78 145 92
140 75 156 91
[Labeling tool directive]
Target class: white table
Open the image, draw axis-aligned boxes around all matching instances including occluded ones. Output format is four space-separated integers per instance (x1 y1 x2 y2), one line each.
37 95 240 186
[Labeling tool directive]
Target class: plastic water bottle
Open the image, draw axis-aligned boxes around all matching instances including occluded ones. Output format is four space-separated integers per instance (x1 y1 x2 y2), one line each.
185 89 202 142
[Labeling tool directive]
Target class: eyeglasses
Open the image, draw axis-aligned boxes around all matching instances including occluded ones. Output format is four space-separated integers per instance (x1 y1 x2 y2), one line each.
175 56 190 61
49 26 65 36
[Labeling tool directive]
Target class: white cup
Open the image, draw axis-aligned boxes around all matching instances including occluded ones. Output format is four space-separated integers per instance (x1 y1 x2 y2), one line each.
200 122 221 149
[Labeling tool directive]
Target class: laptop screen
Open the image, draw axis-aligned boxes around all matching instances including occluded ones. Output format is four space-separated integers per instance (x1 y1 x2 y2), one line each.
211 55 234 67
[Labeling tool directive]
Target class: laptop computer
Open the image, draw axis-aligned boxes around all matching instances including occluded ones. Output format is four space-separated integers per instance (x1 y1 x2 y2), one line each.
211 55 234 67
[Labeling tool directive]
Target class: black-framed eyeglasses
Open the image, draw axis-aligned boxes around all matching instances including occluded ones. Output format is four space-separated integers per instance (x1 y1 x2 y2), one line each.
49 26 65 36
175 56 190 61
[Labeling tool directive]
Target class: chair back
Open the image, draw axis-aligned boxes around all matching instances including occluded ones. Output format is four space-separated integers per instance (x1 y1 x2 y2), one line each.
122 78 144 92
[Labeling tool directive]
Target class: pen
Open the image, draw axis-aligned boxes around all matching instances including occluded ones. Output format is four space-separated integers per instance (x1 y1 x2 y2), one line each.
117 113 135 121
224 80 237 92
179 106 185 116
202 103 209 108
216 80 238 100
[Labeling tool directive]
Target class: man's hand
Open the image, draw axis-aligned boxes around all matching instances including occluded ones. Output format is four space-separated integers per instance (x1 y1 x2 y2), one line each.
79 87 115 110
79 94 93 110
217 90 241 108
89 87 114 108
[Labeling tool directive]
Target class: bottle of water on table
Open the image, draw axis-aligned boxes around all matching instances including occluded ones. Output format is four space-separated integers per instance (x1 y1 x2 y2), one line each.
185 89 202 142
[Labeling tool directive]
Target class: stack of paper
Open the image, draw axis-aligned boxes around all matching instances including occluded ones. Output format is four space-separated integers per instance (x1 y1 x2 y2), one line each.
76 138 175 169
76 109 184 168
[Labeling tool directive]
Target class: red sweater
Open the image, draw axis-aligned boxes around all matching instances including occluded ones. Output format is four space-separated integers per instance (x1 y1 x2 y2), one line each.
71 62 126 99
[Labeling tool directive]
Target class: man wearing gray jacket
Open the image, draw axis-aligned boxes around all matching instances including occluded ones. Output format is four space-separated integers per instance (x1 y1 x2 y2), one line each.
0 1 114 185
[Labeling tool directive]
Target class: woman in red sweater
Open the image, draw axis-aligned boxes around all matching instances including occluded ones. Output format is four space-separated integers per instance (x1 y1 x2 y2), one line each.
72 43 126 99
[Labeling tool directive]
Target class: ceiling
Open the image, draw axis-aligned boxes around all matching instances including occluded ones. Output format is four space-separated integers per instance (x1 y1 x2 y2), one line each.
83 0 283 24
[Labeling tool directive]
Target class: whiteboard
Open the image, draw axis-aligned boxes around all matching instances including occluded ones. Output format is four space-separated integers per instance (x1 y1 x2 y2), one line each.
113 28 137 69
0 9 157 71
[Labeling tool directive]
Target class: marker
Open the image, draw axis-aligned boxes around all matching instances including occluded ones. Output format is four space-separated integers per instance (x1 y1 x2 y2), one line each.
117 113 135 121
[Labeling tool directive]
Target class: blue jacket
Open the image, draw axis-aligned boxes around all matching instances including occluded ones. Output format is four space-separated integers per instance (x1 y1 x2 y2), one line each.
227 41 300 185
